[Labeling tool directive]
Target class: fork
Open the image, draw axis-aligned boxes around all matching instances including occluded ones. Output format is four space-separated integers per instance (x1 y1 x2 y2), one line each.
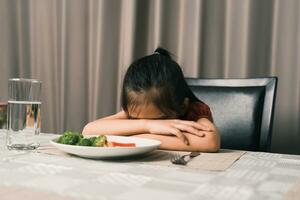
170 151 201 165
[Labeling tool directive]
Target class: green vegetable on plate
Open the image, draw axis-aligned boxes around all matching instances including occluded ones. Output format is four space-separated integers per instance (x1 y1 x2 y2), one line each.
77 138 92 146
58 131 82 145
92 135 107 147
57 131 107 147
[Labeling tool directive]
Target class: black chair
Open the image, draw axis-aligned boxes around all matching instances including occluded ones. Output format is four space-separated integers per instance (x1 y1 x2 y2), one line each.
186 77 277 152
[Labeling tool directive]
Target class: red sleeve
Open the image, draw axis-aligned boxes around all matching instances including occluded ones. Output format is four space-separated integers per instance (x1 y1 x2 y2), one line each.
183 102 213 122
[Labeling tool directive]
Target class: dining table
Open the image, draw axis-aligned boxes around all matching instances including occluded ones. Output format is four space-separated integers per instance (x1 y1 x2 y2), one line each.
0 130 300 200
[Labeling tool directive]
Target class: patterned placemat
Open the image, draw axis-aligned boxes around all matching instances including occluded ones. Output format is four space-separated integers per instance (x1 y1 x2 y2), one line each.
138 150 246 171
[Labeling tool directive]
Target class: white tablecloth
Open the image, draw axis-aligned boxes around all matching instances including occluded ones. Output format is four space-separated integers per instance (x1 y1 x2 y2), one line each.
1 131 300 200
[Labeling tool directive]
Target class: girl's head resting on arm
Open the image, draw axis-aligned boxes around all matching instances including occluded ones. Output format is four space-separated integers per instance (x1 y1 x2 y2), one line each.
121 47 199 120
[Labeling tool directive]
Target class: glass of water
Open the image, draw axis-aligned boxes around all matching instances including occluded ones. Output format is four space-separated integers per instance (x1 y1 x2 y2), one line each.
7 78 41 150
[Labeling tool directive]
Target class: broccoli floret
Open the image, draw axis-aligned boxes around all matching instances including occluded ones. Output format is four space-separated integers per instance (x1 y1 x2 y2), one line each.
92 135 107 147
77 138 92 146
88 137 97 144
58 131 82 145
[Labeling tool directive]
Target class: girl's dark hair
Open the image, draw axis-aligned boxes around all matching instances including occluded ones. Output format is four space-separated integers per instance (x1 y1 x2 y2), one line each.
121 47 200 118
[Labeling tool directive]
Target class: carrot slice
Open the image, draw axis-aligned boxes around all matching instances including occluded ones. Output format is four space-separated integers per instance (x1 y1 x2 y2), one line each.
110 141 136 147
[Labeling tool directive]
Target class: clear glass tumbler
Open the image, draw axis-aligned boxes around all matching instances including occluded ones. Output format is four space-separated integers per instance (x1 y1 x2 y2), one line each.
7 78 41 150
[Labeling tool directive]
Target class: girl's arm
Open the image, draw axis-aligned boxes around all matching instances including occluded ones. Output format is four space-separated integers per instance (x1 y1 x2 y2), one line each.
83 111 207 143
135 118 220 152
82 112 220 152
82 111 147 136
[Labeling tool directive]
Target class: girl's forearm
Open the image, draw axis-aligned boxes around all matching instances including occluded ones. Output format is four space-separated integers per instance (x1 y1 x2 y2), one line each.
134 132 220 152
82 119 148 136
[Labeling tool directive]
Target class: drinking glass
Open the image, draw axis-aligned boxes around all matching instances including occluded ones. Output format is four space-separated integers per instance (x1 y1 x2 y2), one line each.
7 78 41 150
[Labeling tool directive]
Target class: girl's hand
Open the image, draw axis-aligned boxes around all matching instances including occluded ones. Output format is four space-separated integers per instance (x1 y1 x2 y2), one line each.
144 119 213 145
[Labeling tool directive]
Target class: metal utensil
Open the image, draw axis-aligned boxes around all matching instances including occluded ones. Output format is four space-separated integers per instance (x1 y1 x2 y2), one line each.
170 151 200 165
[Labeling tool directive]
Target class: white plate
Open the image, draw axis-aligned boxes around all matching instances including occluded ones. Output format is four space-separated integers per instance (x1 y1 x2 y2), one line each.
50 135 161 159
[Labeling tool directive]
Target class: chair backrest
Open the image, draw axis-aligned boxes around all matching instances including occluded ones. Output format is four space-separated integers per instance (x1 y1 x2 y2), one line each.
186 77 277 152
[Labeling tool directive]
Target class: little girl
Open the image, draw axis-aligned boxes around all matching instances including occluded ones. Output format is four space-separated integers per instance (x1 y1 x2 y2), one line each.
83 48 220 152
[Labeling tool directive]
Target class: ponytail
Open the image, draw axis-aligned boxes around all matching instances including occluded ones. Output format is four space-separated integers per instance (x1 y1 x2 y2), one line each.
153 47 172 59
